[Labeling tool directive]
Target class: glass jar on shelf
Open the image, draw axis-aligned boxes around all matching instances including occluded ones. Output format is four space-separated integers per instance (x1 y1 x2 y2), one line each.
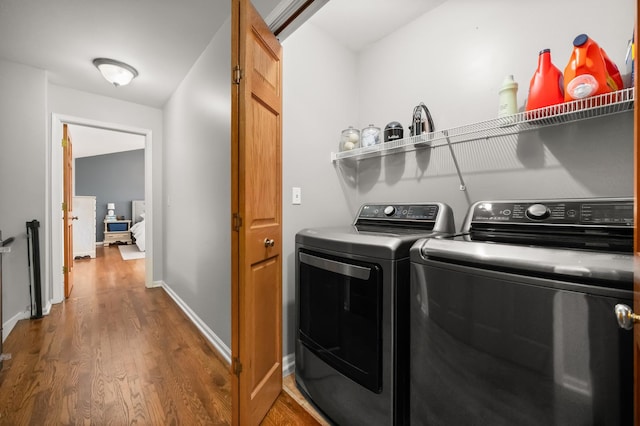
361 124 381 147
339 126 360 151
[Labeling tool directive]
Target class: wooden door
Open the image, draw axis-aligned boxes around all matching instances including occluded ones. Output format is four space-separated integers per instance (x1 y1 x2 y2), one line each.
634 6 639 422
63 124 74 298
231 0 283 424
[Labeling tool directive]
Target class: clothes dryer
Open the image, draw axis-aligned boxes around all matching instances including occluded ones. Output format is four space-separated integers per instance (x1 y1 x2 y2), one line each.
296 202 455 425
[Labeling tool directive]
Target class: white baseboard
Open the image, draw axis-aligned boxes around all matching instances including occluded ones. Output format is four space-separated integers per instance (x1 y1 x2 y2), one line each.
160 281 232 364
2 310 30 343
282 352 295 377
75 250 96 258
159 281 296 375
43 301 52 316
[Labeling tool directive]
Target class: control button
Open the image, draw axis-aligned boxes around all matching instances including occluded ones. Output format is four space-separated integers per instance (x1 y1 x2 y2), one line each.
384 206 396 216
502 209 512 216
526 203 550 220
567 209 577 217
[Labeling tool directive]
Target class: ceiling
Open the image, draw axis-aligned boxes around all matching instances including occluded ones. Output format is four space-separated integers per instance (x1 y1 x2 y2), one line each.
0 1 225 108
70 125 145 159
308 0 445 52
0 0 444 109
0 0 443 157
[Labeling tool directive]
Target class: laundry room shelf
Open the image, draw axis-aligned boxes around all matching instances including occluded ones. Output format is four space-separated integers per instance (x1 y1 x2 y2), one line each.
330 87 635 162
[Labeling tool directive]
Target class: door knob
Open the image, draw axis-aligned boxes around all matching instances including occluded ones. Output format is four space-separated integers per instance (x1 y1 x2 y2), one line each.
72 216 79 220
264 238 275 248
614 304 640 330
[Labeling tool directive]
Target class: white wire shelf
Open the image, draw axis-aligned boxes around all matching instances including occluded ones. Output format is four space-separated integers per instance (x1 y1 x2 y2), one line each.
331 87 635 162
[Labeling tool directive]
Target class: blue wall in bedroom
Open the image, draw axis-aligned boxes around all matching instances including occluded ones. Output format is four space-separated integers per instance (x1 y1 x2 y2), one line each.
75 149 144 242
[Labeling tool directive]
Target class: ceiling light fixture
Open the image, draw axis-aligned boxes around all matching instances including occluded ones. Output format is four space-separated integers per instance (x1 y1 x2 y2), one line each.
92 58 139 87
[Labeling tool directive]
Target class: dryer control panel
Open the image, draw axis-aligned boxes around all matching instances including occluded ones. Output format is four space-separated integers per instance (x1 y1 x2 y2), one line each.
358 204 439 220
354 202 455 234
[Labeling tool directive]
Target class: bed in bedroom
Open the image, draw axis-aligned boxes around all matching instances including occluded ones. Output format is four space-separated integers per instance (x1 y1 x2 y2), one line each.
131 200 146 252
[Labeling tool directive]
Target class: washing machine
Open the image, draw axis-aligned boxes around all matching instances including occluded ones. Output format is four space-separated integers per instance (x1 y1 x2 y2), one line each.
295 202 455 425
409 197 634 425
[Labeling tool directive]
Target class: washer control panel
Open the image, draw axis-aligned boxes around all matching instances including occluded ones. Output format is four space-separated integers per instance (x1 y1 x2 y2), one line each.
470 199 633 226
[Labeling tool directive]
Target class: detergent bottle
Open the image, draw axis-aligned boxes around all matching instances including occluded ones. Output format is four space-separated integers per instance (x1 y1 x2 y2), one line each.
601 47 624 90
564 34 623 101
498 75 518 117
525 49 564 111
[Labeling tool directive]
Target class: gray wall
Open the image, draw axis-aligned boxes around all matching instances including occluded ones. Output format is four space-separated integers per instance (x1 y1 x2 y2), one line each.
162 19 232 348
279 0 635 359
340 114 633 230
0 59 47 338
0 61 162 341
76 149 145 242
2 0 633 371
350 0 634 227
281 22 359 359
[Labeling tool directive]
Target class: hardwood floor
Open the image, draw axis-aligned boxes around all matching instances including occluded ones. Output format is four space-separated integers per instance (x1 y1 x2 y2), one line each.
282 376 330 426
0 245 320 425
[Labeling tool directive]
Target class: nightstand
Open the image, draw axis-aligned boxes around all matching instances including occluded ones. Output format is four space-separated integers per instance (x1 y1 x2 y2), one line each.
103 219 132 247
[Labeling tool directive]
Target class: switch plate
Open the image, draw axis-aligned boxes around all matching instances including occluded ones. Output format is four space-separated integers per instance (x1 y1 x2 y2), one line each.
292 187 301 205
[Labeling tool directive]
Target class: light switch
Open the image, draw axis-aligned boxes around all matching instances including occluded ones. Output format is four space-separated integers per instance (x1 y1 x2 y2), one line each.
292 187 301 205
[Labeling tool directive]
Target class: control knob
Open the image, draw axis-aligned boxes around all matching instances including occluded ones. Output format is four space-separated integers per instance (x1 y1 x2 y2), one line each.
526 203 550 220
383 206 396 216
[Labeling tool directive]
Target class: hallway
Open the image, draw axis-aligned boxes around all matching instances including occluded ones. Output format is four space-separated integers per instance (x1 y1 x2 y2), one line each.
0 245 318 424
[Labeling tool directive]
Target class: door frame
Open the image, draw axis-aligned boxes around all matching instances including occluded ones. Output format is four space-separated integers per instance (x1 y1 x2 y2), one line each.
48 113 154 304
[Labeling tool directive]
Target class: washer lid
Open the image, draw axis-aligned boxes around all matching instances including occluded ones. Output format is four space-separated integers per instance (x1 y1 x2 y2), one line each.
414 238 633 288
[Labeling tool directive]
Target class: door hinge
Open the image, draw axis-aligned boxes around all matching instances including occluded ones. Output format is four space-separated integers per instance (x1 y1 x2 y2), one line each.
61 202 67 212
233 357 243 376
233 213 242 232
61 137 68 148
62 266 68 274
232 65 242 85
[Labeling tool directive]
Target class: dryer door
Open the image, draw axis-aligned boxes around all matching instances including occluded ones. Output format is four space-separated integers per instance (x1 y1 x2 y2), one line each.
298 249 383 393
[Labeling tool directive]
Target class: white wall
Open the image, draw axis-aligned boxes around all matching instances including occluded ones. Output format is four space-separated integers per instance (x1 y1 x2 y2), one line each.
162 20 233 351
279 0 635 359
48 84 164 282
281 22 360 355
159 3 359 362
358 0 634 130
352 0 634 227
160 11 362 360
0 60 47 339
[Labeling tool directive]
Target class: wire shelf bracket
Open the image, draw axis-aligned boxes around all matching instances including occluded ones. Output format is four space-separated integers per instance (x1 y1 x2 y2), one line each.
331 88 635 162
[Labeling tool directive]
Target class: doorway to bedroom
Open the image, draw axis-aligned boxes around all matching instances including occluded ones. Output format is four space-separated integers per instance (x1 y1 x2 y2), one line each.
71 124 146 263
50 114 154 304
